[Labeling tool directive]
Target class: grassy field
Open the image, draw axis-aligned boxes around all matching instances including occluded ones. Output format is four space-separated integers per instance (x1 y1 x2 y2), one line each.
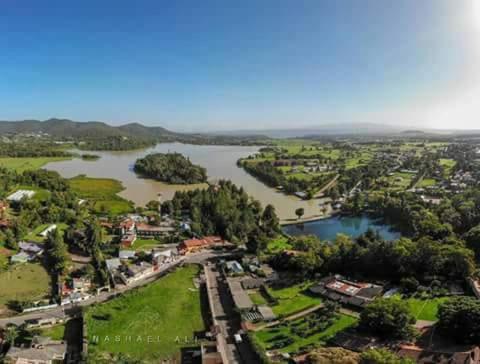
386 172 415 190
40 323 66 340
249 291 269 306
132 238 165 251
439 158 456 177
405 297 448 321
0 263 51 310
390 295 447 321
85 265 205 362
0 157 71 172
268 282 322 317
254 313 357 354
417 178 437 188
69 176 134 215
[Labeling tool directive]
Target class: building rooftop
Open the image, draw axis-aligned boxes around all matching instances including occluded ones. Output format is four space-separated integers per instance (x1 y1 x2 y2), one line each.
257 305 276 321
106 258 122 271
6 189 35 202
6 336 66 363
119 250 136 260
227 278 254 310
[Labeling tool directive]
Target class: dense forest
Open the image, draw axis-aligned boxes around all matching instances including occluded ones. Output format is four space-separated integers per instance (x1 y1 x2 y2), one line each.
134 153 208 184
166 180 279 243
0 141 71 158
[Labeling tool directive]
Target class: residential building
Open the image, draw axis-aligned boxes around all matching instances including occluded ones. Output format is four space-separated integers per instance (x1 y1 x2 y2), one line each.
119 250 136 260
10 251 31 263
116 218 135 235
135 222 175 237
4 336 66 364
152 248 177 265
72 277 92 293
257 305 276 322
225 260 244 275
18 242 43 256
310 275 383 308
120 233 137 247
178 236 225 254
6 190 35 202
39 224 57 238
106 258 122 273
122 262 154 284
397 344 480 364
226 278 254 311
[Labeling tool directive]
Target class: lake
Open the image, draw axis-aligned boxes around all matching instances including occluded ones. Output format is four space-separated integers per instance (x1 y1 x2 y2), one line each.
44 143 326 221
283 215 401 241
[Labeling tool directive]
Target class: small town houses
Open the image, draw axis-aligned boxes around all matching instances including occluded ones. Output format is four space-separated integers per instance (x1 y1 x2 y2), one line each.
59 276 94 306
10 241 43 263
113 215 176 248
106 247 180 286
3 336 67 364
309 275 383 308
177 235 228 254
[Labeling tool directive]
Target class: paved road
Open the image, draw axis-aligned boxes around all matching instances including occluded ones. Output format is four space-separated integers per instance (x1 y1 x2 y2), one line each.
204 264 260 364
0 250 234 327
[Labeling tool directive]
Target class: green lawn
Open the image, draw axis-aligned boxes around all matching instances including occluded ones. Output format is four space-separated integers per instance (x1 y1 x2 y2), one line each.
85 265 205 362
390 295 447 321
132 238 165 251
268 282 322 317
0 263 51 310
249 291 269 306
405 297 448 321
69 176 134 215
40 324 66 340
439 158 456 177
0 157 71 172
386 172 415 190
254 313 357 354
418 178 437 188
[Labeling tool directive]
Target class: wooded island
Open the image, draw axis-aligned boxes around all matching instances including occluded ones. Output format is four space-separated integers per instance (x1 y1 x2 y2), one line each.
133 152 208 184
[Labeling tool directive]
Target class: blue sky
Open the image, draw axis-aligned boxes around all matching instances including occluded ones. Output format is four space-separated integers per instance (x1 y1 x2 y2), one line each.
1 0 479 131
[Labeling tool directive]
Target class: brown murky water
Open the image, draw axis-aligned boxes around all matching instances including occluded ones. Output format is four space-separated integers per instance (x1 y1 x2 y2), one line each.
44 143 324 220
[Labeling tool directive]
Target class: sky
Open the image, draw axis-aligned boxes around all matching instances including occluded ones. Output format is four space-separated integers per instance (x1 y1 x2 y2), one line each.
1 0 479 131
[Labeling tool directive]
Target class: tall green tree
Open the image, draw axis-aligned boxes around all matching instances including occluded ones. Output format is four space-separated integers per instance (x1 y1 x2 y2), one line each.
437 297 480 344
262 204 280 237
45 229 69 275
359 298 416 339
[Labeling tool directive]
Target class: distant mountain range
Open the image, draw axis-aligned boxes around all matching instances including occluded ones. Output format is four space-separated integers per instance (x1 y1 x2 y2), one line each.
0 118 478 140
215 123 480 138
0 118 178 139
219 123 409 138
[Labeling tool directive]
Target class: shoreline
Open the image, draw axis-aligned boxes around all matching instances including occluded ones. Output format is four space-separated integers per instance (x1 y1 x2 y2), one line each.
280 211 339 226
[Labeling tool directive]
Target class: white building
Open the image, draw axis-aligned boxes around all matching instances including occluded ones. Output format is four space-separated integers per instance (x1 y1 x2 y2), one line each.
7 189 35 202
39 224 57 238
